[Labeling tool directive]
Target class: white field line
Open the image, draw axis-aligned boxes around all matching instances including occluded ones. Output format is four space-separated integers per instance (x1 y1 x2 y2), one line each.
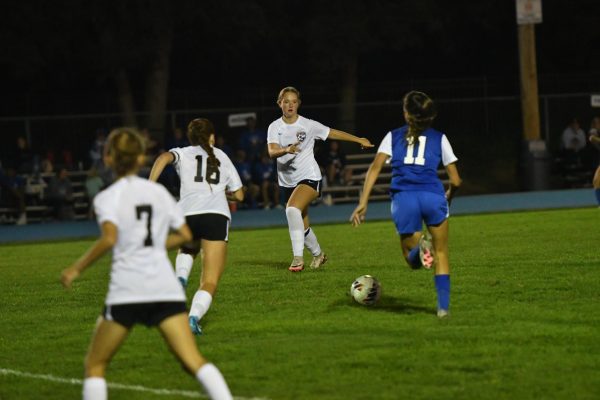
0 368 269 400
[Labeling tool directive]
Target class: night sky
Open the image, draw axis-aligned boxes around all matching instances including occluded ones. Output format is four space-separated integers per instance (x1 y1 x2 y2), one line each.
1 0 599 115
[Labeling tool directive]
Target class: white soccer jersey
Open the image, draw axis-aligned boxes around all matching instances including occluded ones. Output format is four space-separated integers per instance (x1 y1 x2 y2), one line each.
93 175 186 305
169 146 243 219
267 115 330 187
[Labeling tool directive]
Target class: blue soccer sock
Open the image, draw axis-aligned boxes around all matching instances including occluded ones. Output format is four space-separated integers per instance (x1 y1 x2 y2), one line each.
434 274 450 311
595 189 600 205
407 246 421 268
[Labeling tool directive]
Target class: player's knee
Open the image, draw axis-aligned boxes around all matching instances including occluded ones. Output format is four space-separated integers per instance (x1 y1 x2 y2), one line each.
181 243 200 257
285 206 302 220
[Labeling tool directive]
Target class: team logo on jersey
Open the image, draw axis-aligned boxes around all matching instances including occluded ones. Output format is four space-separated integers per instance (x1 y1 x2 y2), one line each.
296 131 306 142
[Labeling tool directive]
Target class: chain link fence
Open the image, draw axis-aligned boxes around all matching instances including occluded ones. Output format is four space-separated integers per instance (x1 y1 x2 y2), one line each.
1 92 598 194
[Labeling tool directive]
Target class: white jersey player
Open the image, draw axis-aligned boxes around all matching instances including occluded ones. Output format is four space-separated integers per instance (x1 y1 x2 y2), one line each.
150 118 244 335
267 86 374 272
61 127 233 400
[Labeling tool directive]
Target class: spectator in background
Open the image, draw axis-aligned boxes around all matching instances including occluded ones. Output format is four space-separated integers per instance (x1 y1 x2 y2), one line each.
0 166 27 225
84 167 104 219
560 118 587 168
254 151 280 209
165 127 189 149
239 116 266 163
41 158 54 174
588 117 600 206
61 148 74 170
47 167 74 220
321 140 354 186
140 128 159 158
14 136 35 174
89 129 106 170
216 135 234 159
233 149 259 209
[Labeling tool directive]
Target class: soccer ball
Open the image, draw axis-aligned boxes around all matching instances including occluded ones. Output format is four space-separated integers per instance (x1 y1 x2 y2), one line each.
350 275 381 306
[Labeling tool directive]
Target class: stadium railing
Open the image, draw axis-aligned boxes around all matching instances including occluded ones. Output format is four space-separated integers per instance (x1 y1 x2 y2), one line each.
321 153 449 205
0 171 90 224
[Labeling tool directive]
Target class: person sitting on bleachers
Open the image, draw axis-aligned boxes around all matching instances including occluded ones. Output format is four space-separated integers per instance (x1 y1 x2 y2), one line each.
254 151 281 209
560 118 587 170
0 165 27 225
46 167 75 220
233 149 259 209
321 140 354 186
84 167 105 219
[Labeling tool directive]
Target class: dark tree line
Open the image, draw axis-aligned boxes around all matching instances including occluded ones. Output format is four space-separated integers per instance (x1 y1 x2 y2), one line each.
1 0 599 141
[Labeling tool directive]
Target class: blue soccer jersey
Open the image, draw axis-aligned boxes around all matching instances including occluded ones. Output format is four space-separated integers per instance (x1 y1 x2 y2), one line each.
382 126 457 196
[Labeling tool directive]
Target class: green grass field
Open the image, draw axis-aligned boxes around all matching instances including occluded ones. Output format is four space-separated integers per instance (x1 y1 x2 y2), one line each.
1 208 599 399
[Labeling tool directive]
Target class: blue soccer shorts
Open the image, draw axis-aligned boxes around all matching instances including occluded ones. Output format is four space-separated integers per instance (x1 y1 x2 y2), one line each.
390 191 449 235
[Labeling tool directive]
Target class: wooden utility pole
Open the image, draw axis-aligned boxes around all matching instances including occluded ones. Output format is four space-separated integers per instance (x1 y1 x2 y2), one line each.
516 0 547 190
517 23 541 141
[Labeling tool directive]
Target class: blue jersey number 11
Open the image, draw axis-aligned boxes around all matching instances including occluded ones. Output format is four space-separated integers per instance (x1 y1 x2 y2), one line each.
403 136 427 166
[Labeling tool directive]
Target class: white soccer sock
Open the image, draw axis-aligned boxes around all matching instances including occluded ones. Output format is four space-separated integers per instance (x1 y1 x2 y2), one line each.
176 253 194 281
196 363 233 400
285 206 305 257
83 377 107 400
304 227 321 257
190 290 213 320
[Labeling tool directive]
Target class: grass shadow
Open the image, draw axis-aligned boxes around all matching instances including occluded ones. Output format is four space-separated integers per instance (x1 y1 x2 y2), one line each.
329 294 436 315
236 259 289 270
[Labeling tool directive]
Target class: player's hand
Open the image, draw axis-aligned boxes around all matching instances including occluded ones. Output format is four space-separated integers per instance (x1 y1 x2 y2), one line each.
286 142 301 154
61 266 80 289
350 204 367 227
445 189 453 206
357 138 374 149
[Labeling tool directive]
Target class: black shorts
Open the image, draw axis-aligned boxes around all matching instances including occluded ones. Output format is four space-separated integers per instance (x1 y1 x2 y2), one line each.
103 301 187 329
185 213 230 242
281 179 323 201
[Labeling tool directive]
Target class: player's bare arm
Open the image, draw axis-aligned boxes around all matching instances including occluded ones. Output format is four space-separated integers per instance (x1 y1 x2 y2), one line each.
228 187 245 202
61 222 118 288
149 152 175 181
351 152 389 227
328 129 374 149
166 223 193 251
267 142 301 159
444 163 462 205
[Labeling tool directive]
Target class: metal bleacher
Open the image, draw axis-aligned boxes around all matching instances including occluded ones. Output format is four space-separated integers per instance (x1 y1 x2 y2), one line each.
0 171 90 224
321 153 449 204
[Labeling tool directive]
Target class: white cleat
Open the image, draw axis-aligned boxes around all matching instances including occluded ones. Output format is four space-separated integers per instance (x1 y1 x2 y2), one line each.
310 252 328 269
289 256 304 272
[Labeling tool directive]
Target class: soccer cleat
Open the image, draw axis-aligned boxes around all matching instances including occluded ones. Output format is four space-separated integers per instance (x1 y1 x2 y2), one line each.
189 315 203 335
288 256 304 272
309 252 328 269
437 309 449 318
418 231 434 269
178 277 188 289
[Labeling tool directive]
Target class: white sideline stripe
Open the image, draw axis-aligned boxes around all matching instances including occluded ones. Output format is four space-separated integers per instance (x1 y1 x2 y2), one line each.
0 368 269 400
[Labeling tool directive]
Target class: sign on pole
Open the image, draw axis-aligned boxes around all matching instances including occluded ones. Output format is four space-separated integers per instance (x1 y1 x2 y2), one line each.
228 112 257 128
516 0 542 25
591 94 600 108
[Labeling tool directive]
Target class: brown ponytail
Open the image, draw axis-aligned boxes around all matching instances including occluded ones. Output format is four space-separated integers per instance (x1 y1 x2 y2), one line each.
187 118 221 170
403 91 437 145
106 127 145 177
